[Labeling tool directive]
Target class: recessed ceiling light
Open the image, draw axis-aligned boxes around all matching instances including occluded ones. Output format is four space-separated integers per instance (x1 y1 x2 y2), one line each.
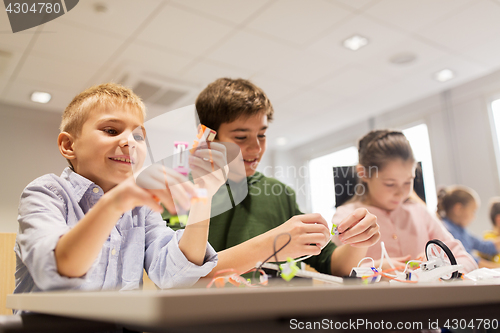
389 52 417 65
276 137 287 146
433 69 455 82
30 91 51 104
342 35 369 51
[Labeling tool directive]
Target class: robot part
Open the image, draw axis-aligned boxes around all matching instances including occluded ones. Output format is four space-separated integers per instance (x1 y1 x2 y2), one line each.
173 141 189 176
190 124 216 154
424 239 459 280
280 258 299 281
349 266 380 283
331 223 339 236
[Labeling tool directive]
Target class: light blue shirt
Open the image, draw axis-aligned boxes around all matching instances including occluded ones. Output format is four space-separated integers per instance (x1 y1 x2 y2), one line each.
442 217 498 262
14 167 217 294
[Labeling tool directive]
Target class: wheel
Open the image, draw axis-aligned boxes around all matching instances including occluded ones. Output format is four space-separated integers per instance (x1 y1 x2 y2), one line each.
425 239 459 280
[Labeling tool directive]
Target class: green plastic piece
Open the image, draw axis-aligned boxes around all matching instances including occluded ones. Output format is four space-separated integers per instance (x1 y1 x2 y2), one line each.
331 223 339 236
170 215 188 227
280 257 299 281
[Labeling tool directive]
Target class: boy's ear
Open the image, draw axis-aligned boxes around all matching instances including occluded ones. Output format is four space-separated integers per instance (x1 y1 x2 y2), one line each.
58 132 76 160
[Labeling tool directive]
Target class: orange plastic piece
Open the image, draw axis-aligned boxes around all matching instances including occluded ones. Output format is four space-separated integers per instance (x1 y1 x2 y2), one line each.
189 124 216 154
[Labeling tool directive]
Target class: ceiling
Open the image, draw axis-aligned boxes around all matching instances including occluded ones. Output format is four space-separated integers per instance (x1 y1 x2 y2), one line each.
1 0 500 150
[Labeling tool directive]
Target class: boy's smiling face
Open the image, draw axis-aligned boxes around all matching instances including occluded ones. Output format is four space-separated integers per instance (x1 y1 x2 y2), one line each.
216 112 268 177
67 106 146 192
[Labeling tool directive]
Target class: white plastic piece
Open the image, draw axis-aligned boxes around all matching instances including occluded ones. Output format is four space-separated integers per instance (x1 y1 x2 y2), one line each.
412 264 462 282
464 268 500 281
350 267 381 283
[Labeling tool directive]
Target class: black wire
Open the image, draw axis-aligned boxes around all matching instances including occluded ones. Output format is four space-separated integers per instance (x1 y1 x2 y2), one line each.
253 233 292 281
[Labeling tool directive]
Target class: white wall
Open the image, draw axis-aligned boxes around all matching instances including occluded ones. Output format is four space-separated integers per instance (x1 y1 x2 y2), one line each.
266 68 500 238
0 103 66 233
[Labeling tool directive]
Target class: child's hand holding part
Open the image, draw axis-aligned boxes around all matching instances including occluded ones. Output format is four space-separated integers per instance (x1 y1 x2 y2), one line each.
337 208 380 247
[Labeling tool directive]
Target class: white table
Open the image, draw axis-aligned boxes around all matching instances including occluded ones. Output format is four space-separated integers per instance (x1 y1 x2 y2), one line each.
6 280 500 332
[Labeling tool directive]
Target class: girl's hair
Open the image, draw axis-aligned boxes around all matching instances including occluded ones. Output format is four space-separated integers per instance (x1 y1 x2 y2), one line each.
358 130 415 172
488 197 500 226
436 185 479 219
348 130 416 203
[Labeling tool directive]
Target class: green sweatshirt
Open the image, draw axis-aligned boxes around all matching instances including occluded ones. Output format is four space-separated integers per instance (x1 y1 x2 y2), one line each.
164 172 336 274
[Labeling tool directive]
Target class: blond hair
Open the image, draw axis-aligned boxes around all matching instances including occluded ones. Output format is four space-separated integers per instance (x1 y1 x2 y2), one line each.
60 83 146 137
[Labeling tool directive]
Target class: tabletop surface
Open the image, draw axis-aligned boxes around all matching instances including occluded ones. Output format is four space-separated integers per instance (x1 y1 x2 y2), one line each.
7 280 500 328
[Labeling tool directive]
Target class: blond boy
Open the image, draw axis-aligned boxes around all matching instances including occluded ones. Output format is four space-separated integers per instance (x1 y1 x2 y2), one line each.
15 83 225 294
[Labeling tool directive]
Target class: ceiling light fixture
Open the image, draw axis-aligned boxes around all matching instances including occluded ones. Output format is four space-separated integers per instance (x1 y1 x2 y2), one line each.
342 35 369 51
30 91 51 104
433 69 455 82
389 52 417 65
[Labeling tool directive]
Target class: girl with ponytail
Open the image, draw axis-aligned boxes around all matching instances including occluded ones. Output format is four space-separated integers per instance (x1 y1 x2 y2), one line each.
332 130 477 273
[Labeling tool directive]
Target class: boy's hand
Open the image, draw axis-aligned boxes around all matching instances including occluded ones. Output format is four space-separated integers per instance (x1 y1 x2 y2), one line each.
337 208 380 247
189 142 228 197
107 176 165 214
271 213 331 260
134 163 197 212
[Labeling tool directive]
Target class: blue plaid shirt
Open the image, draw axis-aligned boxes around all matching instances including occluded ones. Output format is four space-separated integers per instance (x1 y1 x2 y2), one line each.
14 167 217 294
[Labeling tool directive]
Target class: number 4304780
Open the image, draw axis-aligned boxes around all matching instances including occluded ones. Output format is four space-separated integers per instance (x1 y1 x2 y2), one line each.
444 319 498 330
5 3 62 14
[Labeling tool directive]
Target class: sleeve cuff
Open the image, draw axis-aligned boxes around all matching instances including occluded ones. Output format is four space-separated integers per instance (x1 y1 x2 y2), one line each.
158 229 218 288
33 233 90 290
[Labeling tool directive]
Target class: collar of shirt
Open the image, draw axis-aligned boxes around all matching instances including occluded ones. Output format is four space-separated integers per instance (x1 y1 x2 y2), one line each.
247 171 264 185
61 167 104 205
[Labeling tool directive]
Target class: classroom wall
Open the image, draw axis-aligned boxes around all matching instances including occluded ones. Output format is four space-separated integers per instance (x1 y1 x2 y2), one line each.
0 103 66 233
269 68 500 238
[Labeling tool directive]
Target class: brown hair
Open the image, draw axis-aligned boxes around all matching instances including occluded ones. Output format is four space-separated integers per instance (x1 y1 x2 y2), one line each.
348 130 416 202
437 186 479 219
489 197 500 226
358 130 415 172
195 78 274 132
60 82 146 137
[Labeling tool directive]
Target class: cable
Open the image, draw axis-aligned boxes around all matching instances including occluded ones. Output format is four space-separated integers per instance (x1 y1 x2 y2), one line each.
403 260 423 274
294 234 333 262
378 241 396 271
357 257 375 268
253 233 292 281
361 265 418 284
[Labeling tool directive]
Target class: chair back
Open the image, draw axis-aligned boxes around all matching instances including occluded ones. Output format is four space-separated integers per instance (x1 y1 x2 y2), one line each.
333 161 426 207
0 233 16 315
